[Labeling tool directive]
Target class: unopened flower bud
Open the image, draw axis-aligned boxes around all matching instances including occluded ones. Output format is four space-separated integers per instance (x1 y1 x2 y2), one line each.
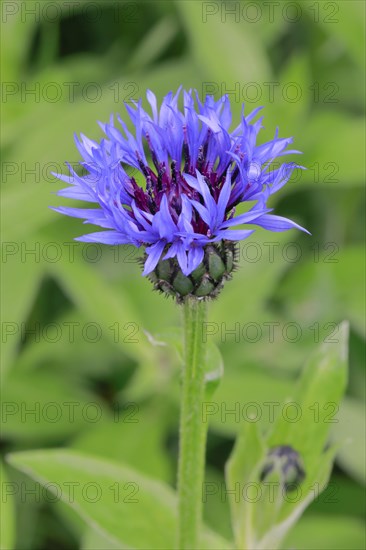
260 445 305 491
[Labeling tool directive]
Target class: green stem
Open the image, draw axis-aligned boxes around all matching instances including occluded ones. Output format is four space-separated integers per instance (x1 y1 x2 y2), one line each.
177 297 208 549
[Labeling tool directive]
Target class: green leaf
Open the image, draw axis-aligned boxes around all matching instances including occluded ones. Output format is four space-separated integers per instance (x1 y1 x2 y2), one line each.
2 367 109 442
126 15 179 72
1 256 42 379
276 247 365 336
284 514 366 549
71 401 174 483
225 322 349 549
299 0 365 68
0 463 16 550
8 450 232 549
82 527 122 549
210 233 304 324
299 114 364 189
268 321 349 470
12 308 133 379
203 467 233 541
176 1 271 86
0 4 36 82
333 397 366 484
206 366 293 436
225 422 266 546
271 54 311 124
308 472 365 519
44 242 151 365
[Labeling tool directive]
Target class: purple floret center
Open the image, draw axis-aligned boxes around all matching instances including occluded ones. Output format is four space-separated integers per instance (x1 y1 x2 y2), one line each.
127 140 239 236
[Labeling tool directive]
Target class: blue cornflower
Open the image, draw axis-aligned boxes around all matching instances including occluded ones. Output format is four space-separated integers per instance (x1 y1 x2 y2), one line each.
53 88 308 299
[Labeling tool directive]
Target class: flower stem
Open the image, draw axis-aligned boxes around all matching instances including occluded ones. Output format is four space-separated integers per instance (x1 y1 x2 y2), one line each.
177 297 208 549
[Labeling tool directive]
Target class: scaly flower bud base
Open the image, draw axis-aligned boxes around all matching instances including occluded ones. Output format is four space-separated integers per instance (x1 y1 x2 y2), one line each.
145 241 238 302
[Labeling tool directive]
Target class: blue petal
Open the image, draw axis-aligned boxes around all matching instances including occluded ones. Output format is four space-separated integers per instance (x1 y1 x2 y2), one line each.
216 170 232 224
214 229 255 241
153 195 177 239
177 247 189 275
54 187 96 202
190 199 212 228
142 241 166 275
252 214 310 234
75 231 132 245
219 208 271 228
163 241 179 260
187 246 205 274
52 206 104 219
146 89 158 122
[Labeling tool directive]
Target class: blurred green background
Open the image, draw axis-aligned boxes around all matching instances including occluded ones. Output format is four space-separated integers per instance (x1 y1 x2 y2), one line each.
1 1 365 548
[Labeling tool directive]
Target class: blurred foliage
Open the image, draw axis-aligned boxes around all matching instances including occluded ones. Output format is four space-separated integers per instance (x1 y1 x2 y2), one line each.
1 0 365 548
